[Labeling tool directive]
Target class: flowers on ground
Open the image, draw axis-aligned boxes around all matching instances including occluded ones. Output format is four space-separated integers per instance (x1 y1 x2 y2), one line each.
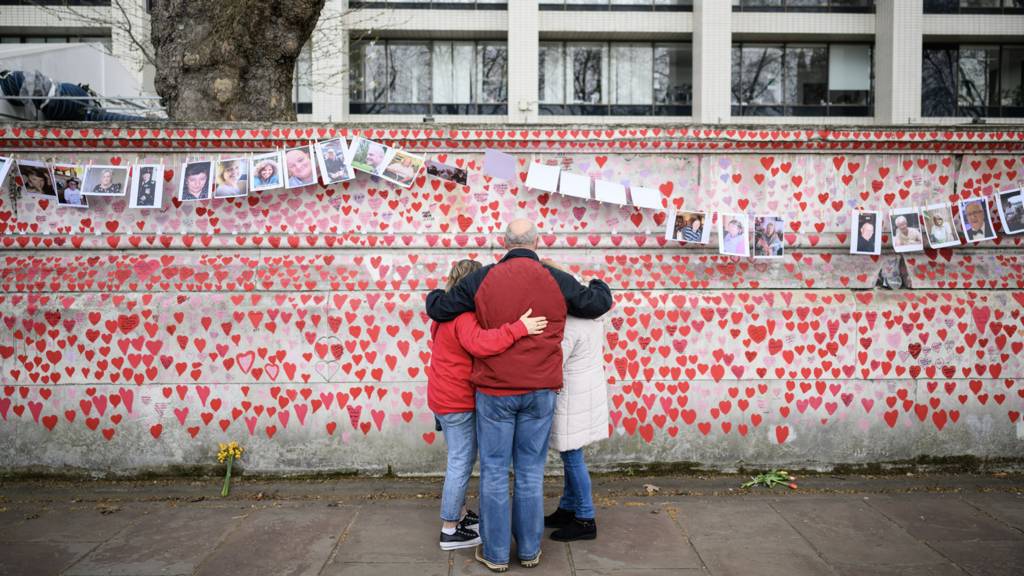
217 441 244 497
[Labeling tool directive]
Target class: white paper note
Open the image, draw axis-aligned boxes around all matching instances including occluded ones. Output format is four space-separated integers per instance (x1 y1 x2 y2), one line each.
630 186 662 210
525 161 560 192
594 180 627 205
558 172 592 199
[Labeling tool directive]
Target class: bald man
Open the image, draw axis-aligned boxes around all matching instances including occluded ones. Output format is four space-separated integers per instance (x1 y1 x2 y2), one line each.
426 219 612 571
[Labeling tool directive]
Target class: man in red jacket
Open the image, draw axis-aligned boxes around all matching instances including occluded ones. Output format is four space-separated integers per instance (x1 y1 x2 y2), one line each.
426 219 612 571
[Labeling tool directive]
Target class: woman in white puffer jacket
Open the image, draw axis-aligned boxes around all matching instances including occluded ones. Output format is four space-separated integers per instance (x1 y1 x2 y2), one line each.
542 261 610 542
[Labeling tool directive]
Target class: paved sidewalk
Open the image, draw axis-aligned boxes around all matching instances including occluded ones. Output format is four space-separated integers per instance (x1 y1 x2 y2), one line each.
0 473 1022 576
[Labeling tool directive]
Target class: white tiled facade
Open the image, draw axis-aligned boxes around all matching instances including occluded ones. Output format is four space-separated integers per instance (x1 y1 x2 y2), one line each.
1 0 1022 124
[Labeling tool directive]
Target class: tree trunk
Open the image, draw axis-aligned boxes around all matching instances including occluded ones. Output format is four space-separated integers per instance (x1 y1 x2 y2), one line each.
150 0 326 121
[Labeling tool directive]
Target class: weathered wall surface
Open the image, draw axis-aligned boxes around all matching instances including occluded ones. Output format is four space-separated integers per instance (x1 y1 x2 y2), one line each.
1 125 1023 475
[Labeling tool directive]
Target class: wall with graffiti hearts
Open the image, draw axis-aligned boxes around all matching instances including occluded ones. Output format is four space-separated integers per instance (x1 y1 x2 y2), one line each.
1 125 1023 475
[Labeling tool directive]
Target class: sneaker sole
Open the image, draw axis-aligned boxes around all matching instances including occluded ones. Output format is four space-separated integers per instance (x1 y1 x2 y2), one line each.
475 548 510 573
521 549 542 568
550 532 596 542
439 536 481 551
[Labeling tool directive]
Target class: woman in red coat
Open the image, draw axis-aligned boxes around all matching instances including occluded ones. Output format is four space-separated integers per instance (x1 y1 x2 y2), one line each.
428 259 548 551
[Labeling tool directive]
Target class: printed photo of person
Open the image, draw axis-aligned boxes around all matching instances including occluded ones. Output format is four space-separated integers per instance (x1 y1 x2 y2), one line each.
0 157 13 188
178 160 213 202
82 165 128 196
850 210 881 255
996 189 1024 235
718 213 750 257
214 158 249 198
16 160 56 197
52 165 87 208
958 197 996 243
348 137 392 176
665 209 710 244
922 204 959 248
284 145 318 189
129 164 163 209
425 159 468 185
889 208 924 253
250 152 282 191
753 215 785 258
315 139 354 184
381 150 425 188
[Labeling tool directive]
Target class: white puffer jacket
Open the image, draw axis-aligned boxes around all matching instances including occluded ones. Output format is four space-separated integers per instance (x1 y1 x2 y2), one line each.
550 316 609 453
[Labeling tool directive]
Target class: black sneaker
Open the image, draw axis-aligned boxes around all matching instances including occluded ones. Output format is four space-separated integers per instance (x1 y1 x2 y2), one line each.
550 518 596 542
440 524 481 551
544 507 575 528
459 509 480 531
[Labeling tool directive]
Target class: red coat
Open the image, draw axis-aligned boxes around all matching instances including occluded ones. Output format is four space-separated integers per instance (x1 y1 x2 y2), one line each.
427 312 528 414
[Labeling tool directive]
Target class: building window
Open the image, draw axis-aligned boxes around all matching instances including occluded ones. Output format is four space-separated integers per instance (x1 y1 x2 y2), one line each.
732 0 875 12
731 43 873 116
349 40 508 115
539 42 692 115
348 1 506 9
293 42 313 115
0 34 112 53
922 44 1024 118
923 0 1024 14
539 1 692 11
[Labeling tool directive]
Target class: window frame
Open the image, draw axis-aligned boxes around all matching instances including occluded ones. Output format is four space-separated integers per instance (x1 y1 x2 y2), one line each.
731 0 875 14
922 43 1024 118
348 1 507 9
731 41 874 117
538 40 693 116
923 0 1024 15
538 1 693 11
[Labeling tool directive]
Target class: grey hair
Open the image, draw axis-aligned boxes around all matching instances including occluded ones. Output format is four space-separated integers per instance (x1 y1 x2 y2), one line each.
504 225 537 247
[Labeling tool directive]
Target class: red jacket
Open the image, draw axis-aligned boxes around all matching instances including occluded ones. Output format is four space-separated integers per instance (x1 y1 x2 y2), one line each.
426 249 612 396
427 312 529 414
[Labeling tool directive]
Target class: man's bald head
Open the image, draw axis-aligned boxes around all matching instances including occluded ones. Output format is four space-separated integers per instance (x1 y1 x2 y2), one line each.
505 219 538 249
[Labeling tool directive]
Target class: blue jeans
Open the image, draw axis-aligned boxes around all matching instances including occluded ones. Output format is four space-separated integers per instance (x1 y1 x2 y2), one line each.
476 389 556 564
559 449 595 519
436 411 476 523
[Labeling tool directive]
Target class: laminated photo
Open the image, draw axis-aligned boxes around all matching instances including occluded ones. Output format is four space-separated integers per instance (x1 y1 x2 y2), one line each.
665 209 709 244
425 159 468 185
129 164 164 209
381 150 425 188
250 152 283 191
214 158 249 198
52 164 87 208
718 212 750 257
996 189 1024 235
284 145 318 189
889 208 924 253
348 137 393 176
82 165 129 196
958 197 996 243
178 160 213 202
17 160 56 197
316 138 354 184
850 210 881 255
922 203 959 248
753 215 785 258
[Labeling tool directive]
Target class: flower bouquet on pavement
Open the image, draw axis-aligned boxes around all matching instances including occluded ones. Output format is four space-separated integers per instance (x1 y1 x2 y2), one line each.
217 441 244 497
741 469 797 490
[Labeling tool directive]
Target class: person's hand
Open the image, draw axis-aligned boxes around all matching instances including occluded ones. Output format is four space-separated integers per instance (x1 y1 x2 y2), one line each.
519 309 548 335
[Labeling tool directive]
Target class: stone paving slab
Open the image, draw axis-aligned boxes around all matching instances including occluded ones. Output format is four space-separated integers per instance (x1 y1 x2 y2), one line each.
63 505 249 576
926 540 1024 576
325 500 450 566
194 504 357 576
0 504 148 543
865 494 1024 543
568 502 704 572
0 541 96 576
961 491 1024 532
678 498 839 576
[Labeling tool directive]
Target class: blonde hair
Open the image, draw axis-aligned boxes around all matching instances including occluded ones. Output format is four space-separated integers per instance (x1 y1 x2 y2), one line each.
446 259 482 292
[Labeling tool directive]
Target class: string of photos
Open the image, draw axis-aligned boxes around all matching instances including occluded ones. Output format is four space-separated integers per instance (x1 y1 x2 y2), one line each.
1 140 1022 260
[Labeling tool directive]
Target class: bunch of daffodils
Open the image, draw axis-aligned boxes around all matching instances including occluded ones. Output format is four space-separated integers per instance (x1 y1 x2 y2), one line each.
217 441 244 497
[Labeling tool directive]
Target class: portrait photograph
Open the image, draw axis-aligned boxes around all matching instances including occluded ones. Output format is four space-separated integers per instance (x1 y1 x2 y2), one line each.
958 197 996 243
665 209 710 244
996 189 1024 235
250 152 283 191
922 203 959 248
17 160 56 197
178 160 213 202
52 164 87 208
381 150 425 189
130 164 164 209
753 215 785 259
718 212 750 257
850 210 881 255
425 159 468 186
315 138 354 185
348 137 393 176
284 145 318 189
0 156 13 187
889 208 924 253
82 165 129 197
214 158 249 199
